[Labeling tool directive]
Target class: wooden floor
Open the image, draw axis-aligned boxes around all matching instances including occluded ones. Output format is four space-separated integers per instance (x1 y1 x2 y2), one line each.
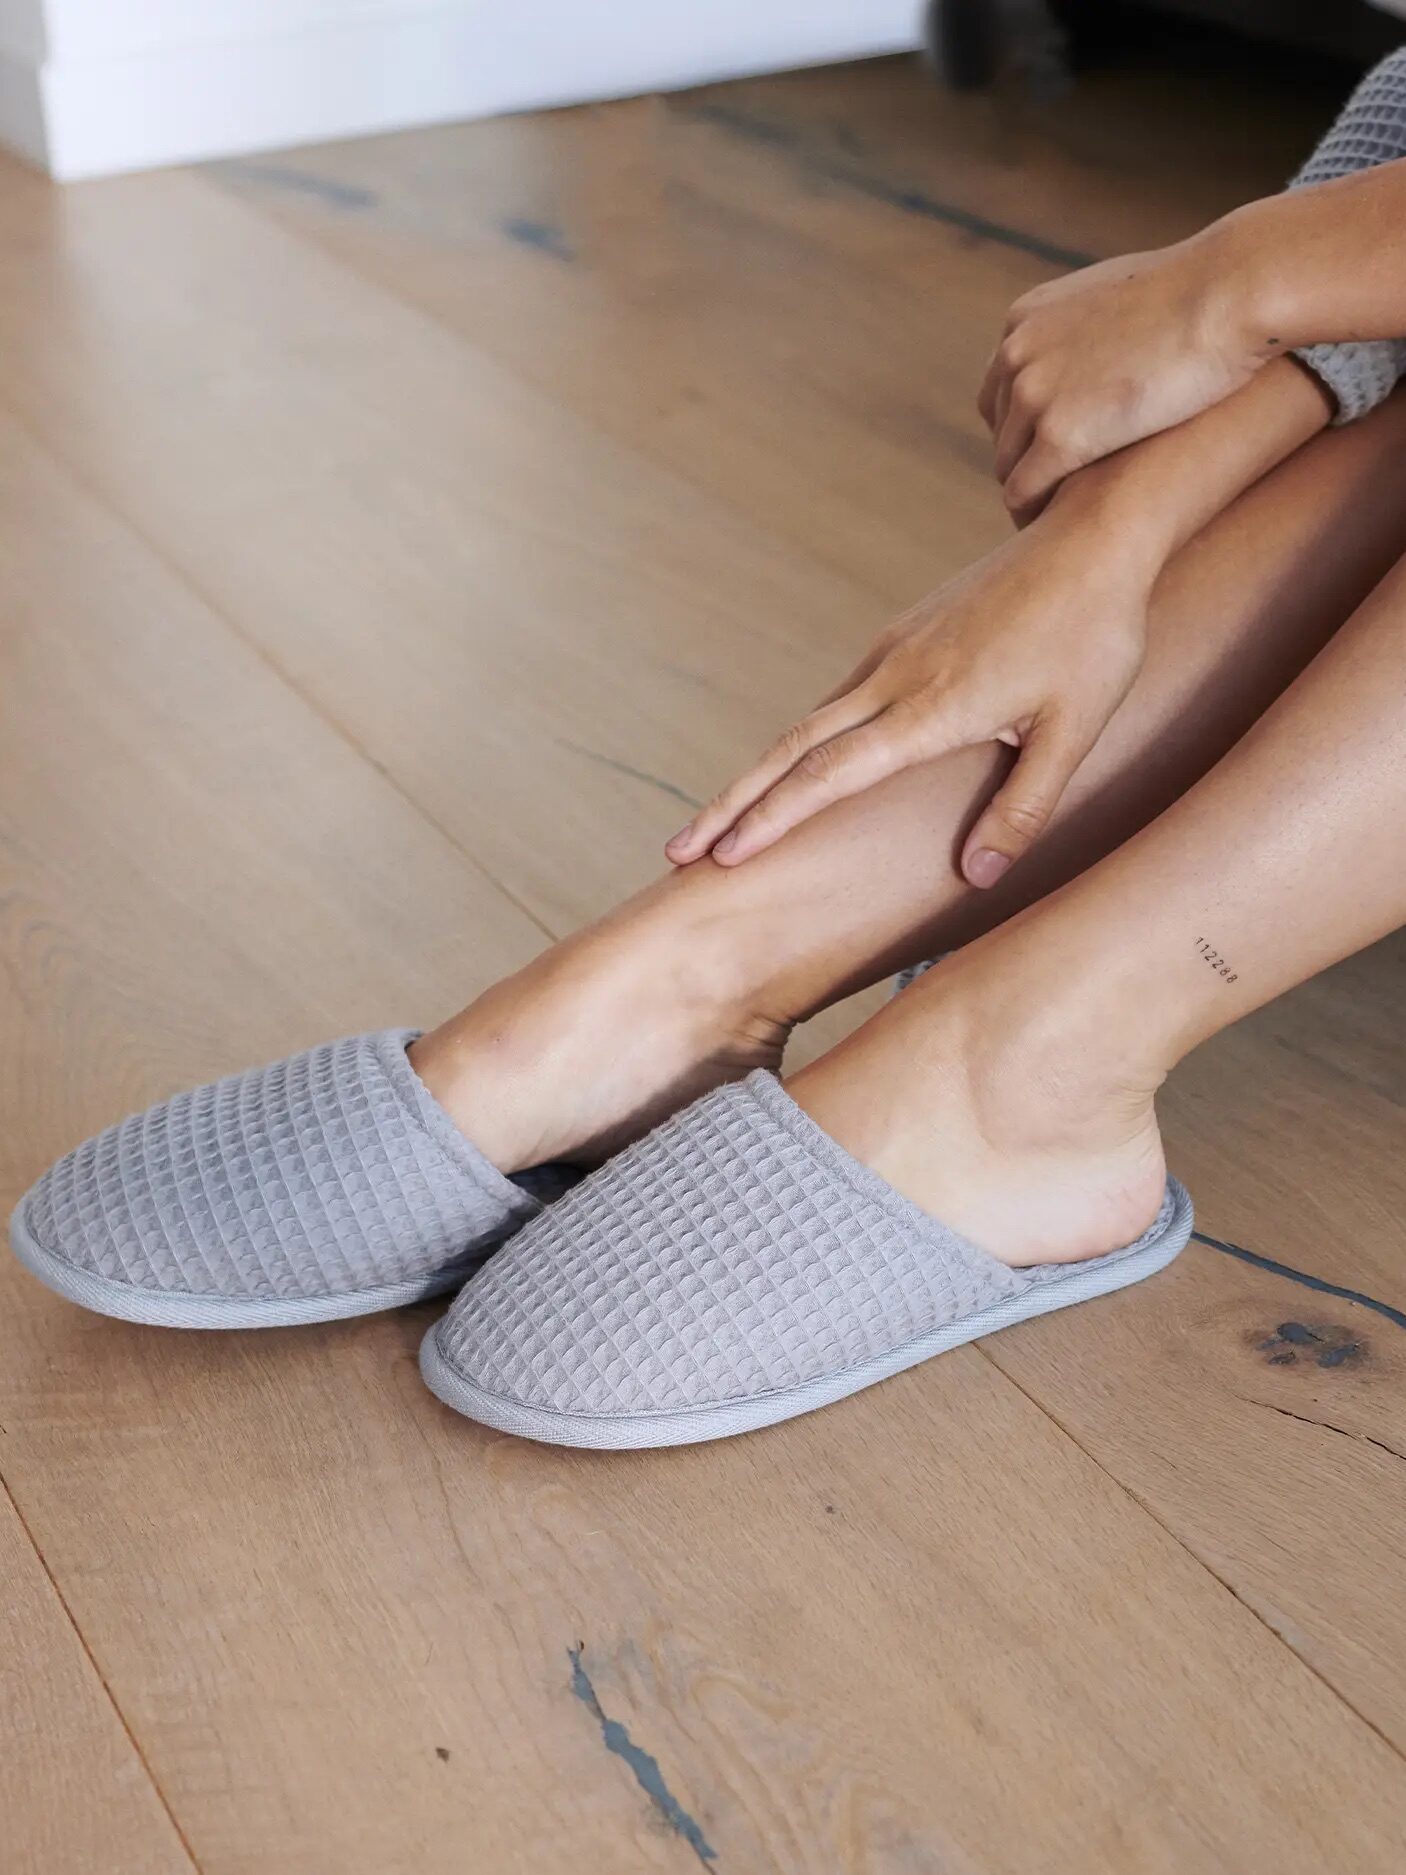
3 36 1405 1874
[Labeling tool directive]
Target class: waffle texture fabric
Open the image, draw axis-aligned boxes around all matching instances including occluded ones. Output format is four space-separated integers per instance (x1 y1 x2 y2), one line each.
10 1029 566 1328
1289 48 1406 422
893 957 939 996
421 1070 1193 1448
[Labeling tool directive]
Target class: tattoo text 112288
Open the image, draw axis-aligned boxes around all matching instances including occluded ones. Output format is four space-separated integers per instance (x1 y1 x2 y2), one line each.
1195 937 1238 984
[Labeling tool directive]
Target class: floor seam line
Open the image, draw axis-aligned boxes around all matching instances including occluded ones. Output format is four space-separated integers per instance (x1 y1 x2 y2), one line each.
1193 1228 1406 1332
673 97 1097 270
0 1468 206 1870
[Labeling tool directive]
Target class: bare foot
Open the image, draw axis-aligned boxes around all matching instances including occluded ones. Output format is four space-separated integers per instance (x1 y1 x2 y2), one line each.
787 939 1169 1267
409 897 788 1174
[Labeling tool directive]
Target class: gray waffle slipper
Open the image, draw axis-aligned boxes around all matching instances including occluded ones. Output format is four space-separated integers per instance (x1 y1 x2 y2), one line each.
10 1029 578 1329
420 1069 1192 1448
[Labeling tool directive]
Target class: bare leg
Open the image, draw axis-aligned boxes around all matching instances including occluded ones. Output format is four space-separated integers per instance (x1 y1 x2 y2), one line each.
413 391 1406 1171
793 544 1406 1265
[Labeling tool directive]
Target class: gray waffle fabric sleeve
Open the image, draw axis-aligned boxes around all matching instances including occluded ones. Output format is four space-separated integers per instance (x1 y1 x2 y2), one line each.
1289 47 1406 423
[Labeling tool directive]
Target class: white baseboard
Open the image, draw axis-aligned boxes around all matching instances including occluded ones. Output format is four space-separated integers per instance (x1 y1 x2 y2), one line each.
4 2 922 181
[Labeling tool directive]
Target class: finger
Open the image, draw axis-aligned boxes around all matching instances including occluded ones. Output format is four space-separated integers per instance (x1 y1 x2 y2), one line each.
991 363 1014 445
1006 483 1056 531
976 345 1004 431
1003 430 1081 524
960 721 1092 888
980 316 1026 432
711 707 948 866
992 379 1038 486
665 689 885 862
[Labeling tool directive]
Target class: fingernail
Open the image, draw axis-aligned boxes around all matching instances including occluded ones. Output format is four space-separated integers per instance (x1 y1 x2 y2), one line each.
965 847 1011 889
714 830 739 858
665 822 694 851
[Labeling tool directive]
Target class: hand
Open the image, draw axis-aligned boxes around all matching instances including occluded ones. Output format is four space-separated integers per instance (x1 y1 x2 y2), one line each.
980 225 1272 521
665 498 1161 886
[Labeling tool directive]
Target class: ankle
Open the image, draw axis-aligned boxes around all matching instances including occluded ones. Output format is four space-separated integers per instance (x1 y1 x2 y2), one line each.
903 937 1169 1158
791 936 1171 1266
410 888 791 1175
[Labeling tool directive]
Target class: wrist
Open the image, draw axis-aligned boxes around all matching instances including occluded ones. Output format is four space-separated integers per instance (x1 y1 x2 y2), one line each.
1039 466 1174 585
1202 198 1304 358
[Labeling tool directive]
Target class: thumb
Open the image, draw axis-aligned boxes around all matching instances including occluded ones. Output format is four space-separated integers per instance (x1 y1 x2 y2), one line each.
960 722 1089 888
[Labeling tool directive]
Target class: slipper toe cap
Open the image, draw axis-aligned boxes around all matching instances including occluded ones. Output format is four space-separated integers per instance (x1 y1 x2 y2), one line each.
11 1029 539 1325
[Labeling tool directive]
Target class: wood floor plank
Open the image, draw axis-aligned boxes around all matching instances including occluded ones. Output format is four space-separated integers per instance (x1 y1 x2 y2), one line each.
201 42 1335 611
0 1486 195 1875
0 155 885 938
211 96 1026 611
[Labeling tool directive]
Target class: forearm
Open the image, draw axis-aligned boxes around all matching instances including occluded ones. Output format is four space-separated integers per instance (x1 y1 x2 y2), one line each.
1040 354 1332 576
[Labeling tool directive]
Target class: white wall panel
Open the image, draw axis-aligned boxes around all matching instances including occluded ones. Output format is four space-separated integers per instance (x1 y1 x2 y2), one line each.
2 1 922 179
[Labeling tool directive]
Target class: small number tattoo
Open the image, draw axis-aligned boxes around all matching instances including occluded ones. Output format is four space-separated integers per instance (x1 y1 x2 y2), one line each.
1195 937 1237 983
